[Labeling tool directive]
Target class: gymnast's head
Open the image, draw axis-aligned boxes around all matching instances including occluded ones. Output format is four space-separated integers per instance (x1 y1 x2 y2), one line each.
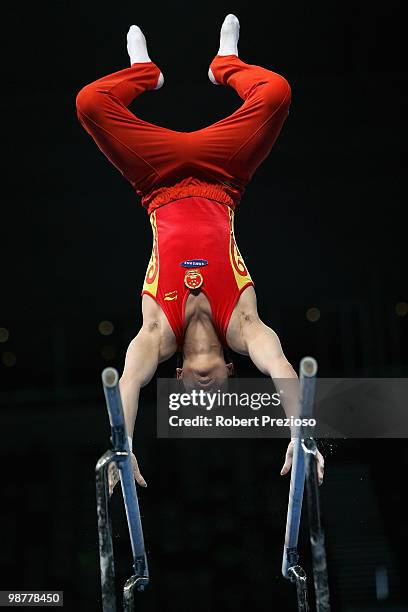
176 346 234 392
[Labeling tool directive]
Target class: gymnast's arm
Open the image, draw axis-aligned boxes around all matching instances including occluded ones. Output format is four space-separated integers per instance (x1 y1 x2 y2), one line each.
108 295 177 494
227 286 324 484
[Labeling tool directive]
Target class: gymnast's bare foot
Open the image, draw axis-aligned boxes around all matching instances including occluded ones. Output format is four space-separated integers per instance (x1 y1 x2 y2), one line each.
209 14 240 85
127 25 164 90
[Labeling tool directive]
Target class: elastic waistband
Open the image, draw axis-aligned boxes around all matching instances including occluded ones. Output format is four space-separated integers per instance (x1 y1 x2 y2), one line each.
140 178 243 214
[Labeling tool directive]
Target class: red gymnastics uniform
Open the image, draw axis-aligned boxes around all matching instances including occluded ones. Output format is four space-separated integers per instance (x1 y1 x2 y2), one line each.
76 54 291 348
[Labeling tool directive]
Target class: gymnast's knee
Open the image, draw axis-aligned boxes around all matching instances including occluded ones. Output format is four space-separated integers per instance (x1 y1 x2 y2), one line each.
260 74 292 112
75 83 105 120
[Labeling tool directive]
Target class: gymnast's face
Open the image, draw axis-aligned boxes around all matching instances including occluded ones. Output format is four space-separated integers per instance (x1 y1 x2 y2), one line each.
176 353 234 392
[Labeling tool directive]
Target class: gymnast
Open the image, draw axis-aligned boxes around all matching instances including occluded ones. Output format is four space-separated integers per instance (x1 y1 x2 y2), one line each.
76 14 324 494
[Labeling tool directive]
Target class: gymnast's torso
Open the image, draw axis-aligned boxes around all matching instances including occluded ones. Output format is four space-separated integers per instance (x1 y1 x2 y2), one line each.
141 196 254 350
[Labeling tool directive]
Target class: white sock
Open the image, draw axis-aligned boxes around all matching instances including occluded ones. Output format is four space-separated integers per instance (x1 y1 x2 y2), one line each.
218 13 240 56
127 25 164 89
127 25 151 63
208 14 240 85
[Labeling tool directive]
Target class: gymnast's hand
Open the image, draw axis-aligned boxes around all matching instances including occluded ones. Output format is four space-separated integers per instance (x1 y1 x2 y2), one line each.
108 453 147 496
280 440 325 486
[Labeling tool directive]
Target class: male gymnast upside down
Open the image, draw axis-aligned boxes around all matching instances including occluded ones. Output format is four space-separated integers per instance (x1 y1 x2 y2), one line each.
76 14 324 494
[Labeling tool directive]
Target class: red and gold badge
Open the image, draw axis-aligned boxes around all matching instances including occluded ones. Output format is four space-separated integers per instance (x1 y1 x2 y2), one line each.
184 269 203 290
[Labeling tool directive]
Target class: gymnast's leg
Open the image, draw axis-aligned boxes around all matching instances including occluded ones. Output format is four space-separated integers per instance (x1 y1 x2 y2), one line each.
76 26 171 192
197 14 292 186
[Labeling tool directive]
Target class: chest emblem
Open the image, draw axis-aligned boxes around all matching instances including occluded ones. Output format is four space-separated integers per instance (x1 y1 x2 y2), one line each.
184 269 204 290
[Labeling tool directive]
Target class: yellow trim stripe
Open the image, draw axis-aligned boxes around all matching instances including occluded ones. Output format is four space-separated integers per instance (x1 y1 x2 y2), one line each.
228 208 252 290
142 211 159 297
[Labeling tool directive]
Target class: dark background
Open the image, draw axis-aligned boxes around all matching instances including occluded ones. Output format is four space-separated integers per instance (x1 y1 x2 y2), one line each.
1 1 407 610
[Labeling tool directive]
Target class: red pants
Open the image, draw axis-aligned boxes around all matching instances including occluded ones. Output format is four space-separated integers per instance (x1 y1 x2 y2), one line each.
76 55 291 214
